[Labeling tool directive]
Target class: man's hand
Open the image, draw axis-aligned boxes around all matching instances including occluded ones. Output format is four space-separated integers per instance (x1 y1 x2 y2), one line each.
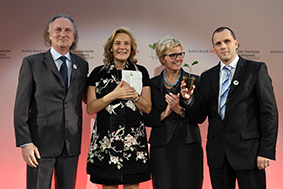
181 81 195 101
257 156 271 170
22 144 41 168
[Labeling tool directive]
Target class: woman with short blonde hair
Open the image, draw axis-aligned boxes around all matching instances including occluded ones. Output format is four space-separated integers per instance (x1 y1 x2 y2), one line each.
144 36 203 189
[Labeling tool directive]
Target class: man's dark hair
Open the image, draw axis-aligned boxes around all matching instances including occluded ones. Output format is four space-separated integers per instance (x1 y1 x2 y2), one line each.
212 26 236 44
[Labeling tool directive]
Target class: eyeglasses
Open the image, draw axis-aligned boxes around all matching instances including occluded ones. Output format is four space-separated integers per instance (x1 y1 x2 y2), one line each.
164 52 185 60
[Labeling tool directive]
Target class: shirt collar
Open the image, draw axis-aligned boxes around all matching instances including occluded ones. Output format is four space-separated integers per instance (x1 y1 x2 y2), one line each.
220 54 239 70
50 47 71 61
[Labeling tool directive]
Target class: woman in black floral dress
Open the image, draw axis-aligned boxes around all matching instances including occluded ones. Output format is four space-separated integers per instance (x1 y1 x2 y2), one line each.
86 27 151 189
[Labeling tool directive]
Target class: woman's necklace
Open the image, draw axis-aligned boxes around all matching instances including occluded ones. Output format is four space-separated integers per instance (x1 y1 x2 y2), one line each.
163 70 181 87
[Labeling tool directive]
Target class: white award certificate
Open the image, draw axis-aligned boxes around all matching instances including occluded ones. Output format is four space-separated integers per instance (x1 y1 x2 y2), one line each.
122 70 143 95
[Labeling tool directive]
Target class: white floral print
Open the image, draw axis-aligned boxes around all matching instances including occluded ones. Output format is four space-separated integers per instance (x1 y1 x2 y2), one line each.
87 62 149 171
88 121 148 169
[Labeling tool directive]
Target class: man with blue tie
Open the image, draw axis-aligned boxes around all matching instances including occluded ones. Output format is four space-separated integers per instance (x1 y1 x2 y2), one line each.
180 27 278 189
14 14 89 189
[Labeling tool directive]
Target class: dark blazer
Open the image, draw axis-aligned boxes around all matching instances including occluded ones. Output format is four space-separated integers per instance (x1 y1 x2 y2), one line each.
14 50 88 157
144 68 201 146
182 56 278 170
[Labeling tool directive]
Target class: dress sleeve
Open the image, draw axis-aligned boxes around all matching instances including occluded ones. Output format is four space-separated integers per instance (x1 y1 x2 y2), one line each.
87 65 103 87
137 64 151 87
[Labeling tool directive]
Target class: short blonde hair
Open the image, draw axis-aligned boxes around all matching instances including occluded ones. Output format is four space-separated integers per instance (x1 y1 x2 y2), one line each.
155 36 183 65
103 27 137 64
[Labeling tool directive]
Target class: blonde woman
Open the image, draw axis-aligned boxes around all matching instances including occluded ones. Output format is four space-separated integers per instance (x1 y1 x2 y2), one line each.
144 36 203 189
86 27 151 189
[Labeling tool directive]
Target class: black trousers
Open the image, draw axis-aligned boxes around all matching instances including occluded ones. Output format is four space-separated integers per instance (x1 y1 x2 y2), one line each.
27 146 79 189
209 155 266 189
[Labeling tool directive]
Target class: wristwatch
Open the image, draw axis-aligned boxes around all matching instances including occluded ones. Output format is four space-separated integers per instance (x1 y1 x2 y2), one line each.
179 108 185 115
134 94 140 102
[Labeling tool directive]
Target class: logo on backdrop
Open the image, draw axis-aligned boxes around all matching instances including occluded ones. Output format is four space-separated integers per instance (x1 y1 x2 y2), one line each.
148 44 283 61
72 49 95 60
188 49 215 53
270 50 283 54
237 50 260 60
187 48 262 61
22 49 48 53
20 48 95 61
0 49 11 60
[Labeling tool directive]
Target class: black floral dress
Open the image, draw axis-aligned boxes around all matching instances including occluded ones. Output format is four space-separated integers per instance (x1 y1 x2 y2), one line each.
86 62 150 185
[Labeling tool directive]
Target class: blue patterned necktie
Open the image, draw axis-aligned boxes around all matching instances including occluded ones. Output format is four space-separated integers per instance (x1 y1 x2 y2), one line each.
220 66 232 120
59 56 68 88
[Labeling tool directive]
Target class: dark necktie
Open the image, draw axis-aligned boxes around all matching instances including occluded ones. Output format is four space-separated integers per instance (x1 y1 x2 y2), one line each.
59 56 68 88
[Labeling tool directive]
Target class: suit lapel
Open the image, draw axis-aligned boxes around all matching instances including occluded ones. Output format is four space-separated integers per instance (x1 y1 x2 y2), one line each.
228 57 247 95
69 53 79 88
208 64 221 119
207 58 247 120
43 50 80 91
225 57 247 119
210 63 221 96
43 50 63 81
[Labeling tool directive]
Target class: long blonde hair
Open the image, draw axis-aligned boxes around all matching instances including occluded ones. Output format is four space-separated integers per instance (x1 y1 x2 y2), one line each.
103 27 137 64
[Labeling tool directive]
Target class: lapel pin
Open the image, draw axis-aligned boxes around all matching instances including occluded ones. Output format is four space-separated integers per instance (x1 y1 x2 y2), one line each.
233 80 239 86
73 64 77 70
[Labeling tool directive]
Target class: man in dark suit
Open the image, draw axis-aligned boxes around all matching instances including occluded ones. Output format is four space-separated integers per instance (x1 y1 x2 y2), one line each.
14 14 88 189
180 27 278 189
